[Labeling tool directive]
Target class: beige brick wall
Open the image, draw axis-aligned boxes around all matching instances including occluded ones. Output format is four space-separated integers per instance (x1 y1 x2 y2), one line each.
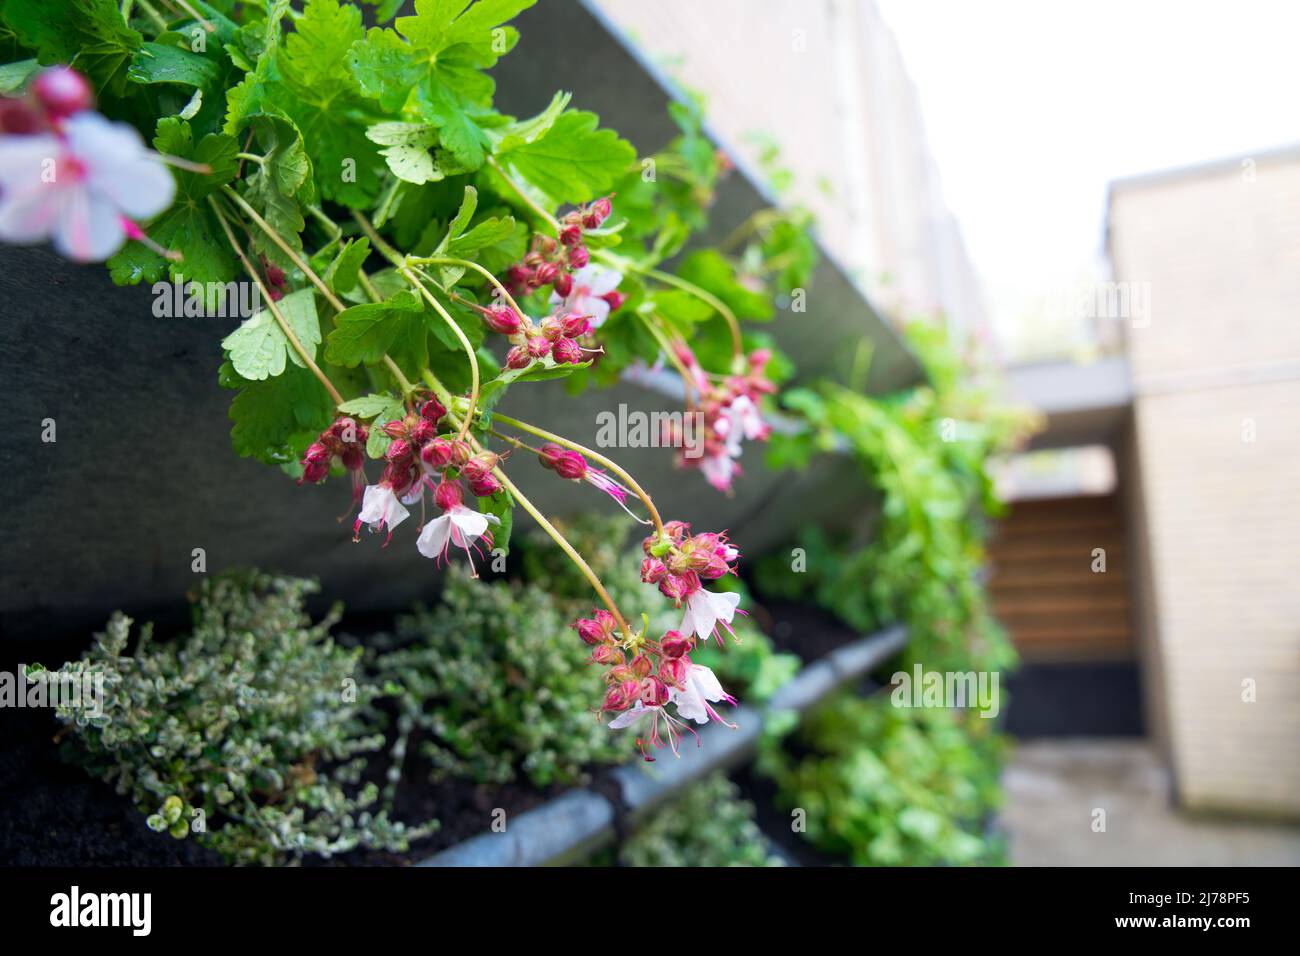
1110 149 1300 817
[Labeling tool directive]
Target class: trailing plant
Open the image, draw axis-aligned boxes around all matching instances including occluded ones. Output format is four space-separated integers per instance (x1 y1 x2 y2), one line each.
0 0 823 759
35 571 435 866
376 568 625 788
758 693 1007 867
610 772 782 868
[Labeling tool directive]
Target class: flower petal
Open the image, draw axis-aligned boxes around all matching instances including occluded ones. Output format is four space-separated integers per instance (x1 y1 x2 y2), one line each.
415 515 452 558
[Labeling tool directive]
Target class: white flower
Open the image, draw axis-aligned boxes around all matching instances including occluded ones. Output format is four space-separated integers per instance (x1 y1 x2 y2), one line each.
0 111 175 262
550 265 622 328
354 484 410 540
700 451 739 493
416 503 499 574
680 587 742 642
670 663 736 725
608 701 656 730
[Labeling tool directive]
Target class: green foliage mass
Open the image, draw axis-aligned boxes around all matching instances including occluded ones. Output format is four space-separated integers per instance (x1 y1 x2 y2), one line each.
758 694 1007 867
36 571 435 865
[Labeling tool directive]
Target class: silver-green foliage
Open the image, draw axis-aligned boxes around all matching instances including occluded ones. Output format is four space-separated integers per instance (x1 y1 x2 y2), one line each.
618 772 783 868
41 571 435 865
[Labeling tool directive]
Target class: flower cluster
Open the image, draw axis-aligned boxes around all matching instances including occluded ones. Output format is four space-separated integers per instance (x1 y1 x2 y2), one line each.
642 522 744 645
506 197 611 295
331 397 501 574
300 416 369 509
571 611 736 761
0 67 175 262
476 301 596 369
671 345 777 493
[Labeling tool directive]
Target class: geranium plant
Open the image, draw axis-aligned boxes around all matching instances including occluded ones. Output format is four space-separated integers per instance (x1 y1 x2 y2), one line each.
0 0 818 760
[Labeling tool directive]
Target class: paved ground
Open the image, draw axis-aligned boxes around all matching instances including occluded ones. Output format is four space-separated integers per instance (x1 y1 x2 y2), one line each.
997 739 1300 866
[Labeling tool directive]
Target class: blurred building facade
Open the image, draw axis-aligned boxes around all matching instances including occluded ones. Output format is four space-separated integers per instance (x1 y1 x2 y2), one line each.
593 0 993 343
1108 146 1300 817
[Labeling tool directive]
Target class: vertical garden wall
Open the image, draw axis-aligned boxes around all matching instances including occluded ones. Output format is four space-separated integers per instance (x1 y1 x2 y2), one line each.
0 0 1030 867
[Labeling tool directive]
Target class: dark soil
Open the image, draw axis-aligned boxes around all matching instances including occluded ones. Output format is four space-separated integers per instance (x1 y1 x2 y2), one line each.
750 597 874 663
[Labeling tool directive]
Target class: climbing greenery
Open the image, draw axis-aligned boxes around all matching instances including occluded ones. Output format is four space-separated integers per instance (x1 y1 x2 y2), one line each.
757 694 1007 867
36 571 435 866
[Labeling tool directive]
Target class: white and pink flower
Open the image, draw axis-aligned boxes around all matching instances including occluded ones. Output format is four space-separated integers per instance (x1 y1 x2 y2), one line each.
415 503 498 576
680 587 743 644
353 484 410 544
549 264 623 329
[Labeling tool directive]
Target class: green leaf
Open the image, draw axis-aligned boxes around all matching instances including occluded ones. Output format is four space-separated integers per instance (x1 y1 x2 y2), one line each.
221 289 321 381
498 109 635 205
240 115 314 267
227 0 384 208
325 290 430 371
366 122 467 184
108 117 239 286
479 486 514 555
363 395 408 458
1 0 142 96
337 391 402 418
348 0 536 169
487 90 571 153
128 42 222 88
221 361 334 465
323 238 371 296
0 59 39 95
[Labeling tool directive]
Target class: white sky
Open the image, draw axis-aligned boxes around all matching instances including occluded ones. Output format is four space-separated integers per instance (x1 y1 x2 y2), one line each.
875 0 1300 353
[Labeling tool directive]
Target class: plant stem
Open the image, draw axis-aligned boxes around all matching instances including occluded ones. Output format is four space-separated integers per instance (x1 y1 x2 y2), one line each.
351 210 403 267
355 269 417 396
491 412 666 536
487 156 560 232
408 255 529 322
646 266 744 359
403 267 479 442
209 197 344 407
171 0 214 31
221 186 346 314
134 0 168 31
421 368 635 640
639 312 700 410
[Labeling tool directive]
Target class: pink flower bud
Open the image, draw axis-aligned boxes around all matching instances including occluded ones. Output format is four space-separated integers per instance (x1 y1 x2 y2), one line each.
32 67 94 119
590 645 623 666
659 657 688 686
588 197 613 226
552 337 583 365
420 398 447 422
601 290 626 314
535 262 560 286
699 552 731 580
594 609 618 634
506 345 531 369
421 437 453 468
468 473 501 497
660 631 694 659
383 419 408 439
553 271 573 297
481 306 521 335
574 618 606 646
385 439 412 462
340 446 365 472
460 452 499 482
560 312 590 337
658 571 701 602
434 480 463 510
640 556 667 584
449 441 472 467
642 676 670 707
602 686 631 713
568 245 590 269
540 315 565 341
526 335 552 358
631 654 653 679
412 418 435 444
538 443 566 471
552 449 587 480
559 224 583 247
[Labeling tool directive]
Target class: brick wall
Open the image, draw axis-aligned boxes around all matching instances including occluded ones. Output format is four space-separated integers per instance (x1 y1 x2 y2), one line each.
1109 148 1300 816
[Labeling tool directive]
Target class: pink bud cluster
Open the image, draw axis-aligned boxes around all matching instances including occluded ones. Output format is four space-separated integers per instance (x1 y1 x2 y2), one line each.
669 345 777 493
378 397 504 501
475 303 594 370
574 613 698 712
640 521 740 604
505 196 613 299
301 417 369 486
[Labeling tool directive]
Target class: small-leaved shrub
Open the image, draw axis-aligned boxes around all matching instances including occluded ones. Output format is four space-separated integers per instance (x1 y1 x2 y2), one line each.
39 571 435 865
